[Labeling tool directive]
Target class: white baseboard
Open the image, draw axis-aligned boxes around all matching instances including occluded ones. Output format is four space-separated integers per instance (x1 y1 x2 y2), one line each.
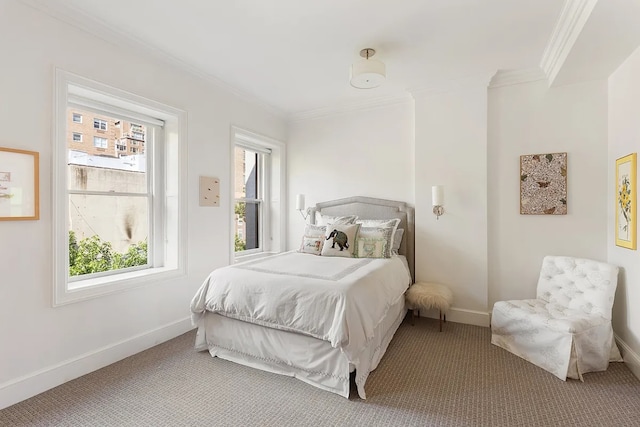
418 306 490 327
0 316 193 410
615 333 640 381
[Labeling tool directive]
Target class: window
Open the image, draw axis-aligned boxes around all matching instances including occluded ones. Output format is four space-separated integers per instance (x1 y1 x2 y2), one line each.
231 127 285 261
130 147 138 153
93 118 107 130
72 132 82 142
116 144 126 151
72 113 82 123
132 131 145 141
93 136 108 148
234 146 263 253
54 70 186 306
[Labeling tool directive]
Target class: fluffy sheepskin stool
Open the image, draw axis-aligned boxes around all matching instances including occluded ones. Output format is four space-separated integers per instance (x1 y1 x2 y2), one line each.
405 282 453 332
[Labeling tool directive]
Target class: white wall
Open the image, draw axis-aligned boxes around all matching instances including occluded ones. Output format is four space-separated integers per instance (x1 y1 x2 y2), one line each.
413 82 489 326
286 102 415 249
608 45 640 378
487 79 609 306
0 1 286 408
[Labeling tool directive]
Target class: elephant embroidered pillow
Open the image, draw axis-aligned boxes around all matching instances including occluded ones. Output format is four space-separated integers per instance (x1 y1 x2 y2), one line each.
321 223 360 258
355 226 395 258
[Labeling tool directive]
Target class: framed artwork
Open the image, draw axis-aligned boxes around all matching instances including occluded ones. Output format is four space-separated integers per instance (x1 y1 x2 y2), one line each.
615 153 636 250
0 147 39 220
520 152 567 215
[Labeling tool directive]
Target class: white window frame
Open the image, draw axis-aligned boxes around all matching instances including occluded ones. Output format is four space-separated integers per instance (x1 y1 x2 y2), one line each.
72 132 82 142
53 69 187 306
93 136 108 148
230 126 285 263
93 118 107 131
72 113 82 123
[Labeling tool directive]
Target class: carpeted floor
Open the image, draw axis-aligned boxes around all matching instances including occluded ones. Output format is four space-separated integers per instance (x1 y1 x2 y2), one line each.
2 317 640 426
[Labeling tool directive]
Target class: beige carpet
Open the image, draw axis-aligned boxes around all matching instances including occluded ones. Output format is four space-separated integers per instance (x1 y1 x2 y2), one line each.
2 318 640 426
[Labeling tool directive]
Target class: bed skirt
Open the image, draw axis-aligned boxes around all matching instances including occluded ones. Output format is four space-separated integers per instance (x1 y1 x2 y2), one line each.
194 298 407 399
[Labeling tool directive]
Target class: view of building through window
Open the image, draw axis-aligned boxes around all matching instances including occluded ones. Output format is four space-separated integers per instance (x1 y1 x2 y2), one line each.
67 108 150 277
234 146 260 252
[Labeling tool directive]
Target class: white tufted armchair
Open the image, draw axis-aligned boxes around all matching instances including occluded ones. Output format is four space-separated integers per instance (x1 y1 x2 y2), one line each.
491 256 622 381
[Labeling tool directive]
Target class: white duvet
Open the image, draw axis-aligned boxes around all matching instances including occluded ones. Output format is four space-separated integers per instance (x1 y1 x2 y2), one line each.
190 251 411 360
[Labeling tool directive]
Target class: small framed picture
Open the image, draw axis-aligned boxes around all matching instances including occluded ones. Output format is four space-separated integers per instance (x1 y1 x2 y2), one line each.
0 147 39 221
615 153 637 250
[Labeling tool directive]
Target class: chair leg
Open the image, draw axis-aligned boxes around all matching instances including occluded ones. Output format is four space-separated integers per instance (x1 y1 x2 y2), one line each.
439 310 443 332
410 309 415 326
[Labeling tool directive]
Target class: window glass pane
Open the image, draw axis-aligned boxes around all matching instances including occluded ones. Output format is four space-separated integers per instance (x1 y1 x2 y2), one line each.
69 194 148 277
67 107 147 192
234 147 258 199
234 201 259 252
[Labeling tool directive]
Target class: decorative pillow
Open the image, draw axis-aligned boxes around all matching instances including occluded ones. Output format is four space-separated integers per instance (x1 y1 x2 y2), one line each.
315 213 358 226
302 224 327 238
321 223 360 258
356 218 401 253
392 228 405 255
297 224 327 255
299 236 324 255
356 238 387 258
355 225 395 258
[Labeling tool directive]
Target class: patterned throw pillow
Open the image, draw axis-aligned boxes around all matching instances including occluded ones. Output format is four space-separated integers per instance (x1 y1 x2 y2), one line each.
356 238 387 258
321 223 361 258
354 219 400 257
299 236 324 255
355 225 395 258
298 224 327 255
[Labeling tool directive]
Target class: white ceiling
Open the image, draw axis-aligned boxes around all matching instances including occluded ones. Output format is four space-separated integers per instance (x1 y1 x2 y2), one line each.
20 1 575 116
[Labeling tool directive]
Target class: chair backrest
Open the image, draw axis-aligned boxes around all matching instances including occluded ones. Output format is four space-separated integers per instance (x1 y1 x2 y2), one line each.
536 256 619 319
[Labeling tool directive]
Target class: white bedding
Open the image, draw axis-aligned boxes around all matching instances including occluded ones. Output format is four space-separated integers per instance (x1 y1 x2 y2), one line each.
190 251 411 362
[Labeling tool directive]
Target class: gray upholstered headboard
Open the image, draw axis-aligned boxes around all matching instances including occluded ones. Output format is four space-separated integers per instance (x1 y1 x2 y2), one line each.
309 196 415 283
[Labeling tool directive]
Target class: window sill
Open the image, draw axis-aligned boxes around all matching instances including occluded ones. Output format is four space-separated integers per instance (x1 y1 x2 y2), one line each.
54 266 185 306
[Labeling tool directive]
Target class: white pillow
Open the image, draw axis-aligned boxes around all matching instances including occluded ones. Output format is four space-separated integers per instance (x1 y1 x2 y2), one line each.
392 228 404 255
355 225 395 258
321 223 360 258
315 212 358 226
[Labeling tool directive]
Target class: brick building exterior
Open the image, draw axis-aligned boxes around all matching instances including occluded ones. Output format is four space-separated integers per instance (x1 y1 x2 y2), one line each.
67 108 146 158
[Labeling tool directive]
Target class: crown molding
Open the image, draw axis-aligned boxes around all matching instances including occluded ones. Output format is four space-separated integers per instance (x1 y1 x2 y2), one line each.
289 93 413 123
408 70 497 98
18 0 287 119
488 68 547 88
539 0 599 86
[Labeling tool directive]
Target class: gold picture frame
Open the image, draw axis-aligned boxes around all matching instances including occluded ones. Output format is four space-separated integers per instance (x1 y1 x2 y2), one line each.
616 153 637 249
0 147 39 221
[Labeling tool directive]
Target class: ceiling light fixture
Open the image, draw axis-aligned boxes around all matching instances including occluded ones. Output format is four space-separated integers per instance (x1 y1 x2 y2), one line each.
350 48 386 89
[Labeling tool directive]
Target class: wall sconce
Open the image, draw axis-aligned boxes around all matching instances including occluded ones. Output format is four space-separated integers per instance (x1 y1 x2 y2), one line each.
432 185 444 220
296 194 310 220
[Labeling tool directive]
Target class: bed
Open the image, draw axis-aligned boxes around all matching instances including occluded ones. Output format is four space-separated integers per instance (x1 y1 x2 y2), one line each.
190 196 415 398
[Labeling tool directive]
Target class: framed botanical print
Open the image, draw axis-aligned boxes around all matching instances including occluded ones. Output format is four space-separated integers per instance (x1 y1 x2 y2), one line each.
616 153 637 250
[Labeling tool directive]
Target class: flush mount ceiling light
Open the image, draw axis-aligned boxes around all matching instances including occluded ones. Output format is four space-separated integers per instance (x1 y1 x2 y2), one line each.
350 48 386 89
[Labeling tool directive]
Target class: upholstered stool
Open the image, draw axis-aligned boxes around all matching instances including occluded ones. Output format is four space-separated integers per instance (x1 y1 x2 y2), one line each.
405 282 453 332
